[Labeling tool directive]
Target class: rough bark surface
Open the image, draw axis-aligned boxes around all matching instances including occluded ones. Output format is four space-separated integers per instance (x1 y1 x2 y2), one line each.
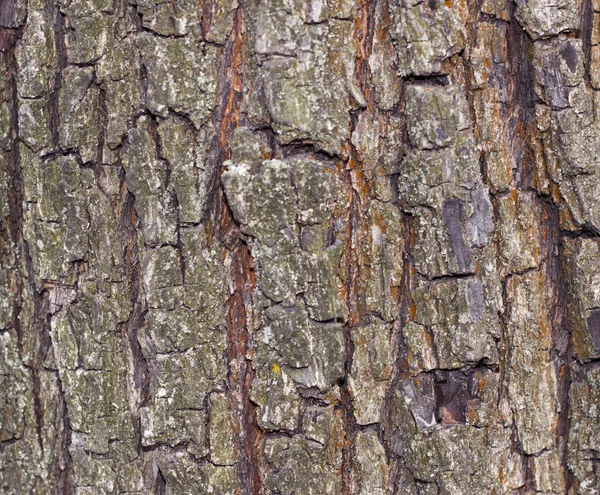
1 0 600 493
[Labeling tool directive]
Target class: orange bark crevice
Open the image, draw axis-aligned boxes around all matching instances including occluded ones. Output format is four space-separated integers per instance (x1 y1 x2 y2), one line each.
211 6 262 494
226 241 260 495
338 1 380 492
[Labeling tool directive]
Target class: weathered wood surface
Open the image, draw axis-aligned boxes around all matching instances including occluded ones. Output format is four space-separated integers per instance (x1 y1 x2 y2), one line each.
1 0 600 493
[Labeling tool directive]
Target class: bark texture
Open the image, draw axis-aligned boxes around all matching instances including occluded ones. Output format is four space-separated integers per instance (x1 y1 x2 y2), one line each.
1 0 600 493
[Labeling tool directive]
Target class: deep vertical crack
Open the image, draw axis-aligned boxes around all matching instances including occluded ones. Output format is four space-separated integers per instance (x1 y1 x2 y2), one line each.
383 210 417 492
543 199 574 492
116 171 151 449
1 3 75 490
209 6 262 494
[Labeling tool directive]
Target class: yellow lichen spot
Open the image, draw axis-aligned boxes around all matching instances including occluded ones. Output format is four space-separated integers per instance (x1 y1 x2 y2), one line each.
272 362 281 374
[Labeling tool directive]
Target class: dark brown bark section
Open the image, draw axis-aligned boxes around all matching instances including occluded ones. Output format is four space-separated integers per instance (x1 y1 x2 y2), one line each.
546 202 573 494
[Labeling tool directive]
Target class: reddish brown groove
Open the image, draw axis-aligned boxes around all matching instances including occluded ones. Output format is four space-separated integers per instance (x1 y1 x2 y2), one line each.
226 238 260 495
505 15 540 494
339 150 362 494
338 1 380 493
354 0 377 111
210 7 262 495
545 202 573 494
374 4 415 485
206 6 245 230
217 8 244 157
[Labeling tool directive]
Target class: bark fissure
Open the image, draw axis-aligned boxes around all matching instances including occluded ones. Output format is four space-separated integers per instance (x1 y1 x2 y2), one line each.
211 6 262 494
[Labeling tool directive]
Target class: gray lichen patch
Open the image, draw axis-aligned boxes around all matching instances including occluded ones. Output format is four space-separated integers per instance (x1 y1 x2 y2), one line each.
505 269 558 455
411 277 500 370
247 0 356 155
563 237 600 361
96 35 143 149
364 201 404 322
568 366 600 492
222 152 347 312
136 33 218 129
349 319 393 425
58 66 99 163
515 0 579 39
140 401 207 456
154 452 240 494
22 154 122 287
14 4 56 100
390 0 467 77
399 85 495 279
353 430 388 495
262 405 343 494
495 190 544 276
62 1 114 64
157 117 211 224
251 300 345 431
121 117 179 247
405 85 471 150
135 0 203 37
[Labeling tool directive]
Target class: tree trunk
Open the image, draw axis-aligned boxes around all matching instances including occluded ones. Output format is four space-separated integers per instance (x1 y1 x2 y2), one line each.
1 0 598 493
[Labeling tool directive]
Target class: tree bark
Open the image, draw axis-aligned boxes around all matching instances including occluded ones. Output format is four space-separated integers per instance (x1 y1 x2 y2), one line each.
1 0 599 493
